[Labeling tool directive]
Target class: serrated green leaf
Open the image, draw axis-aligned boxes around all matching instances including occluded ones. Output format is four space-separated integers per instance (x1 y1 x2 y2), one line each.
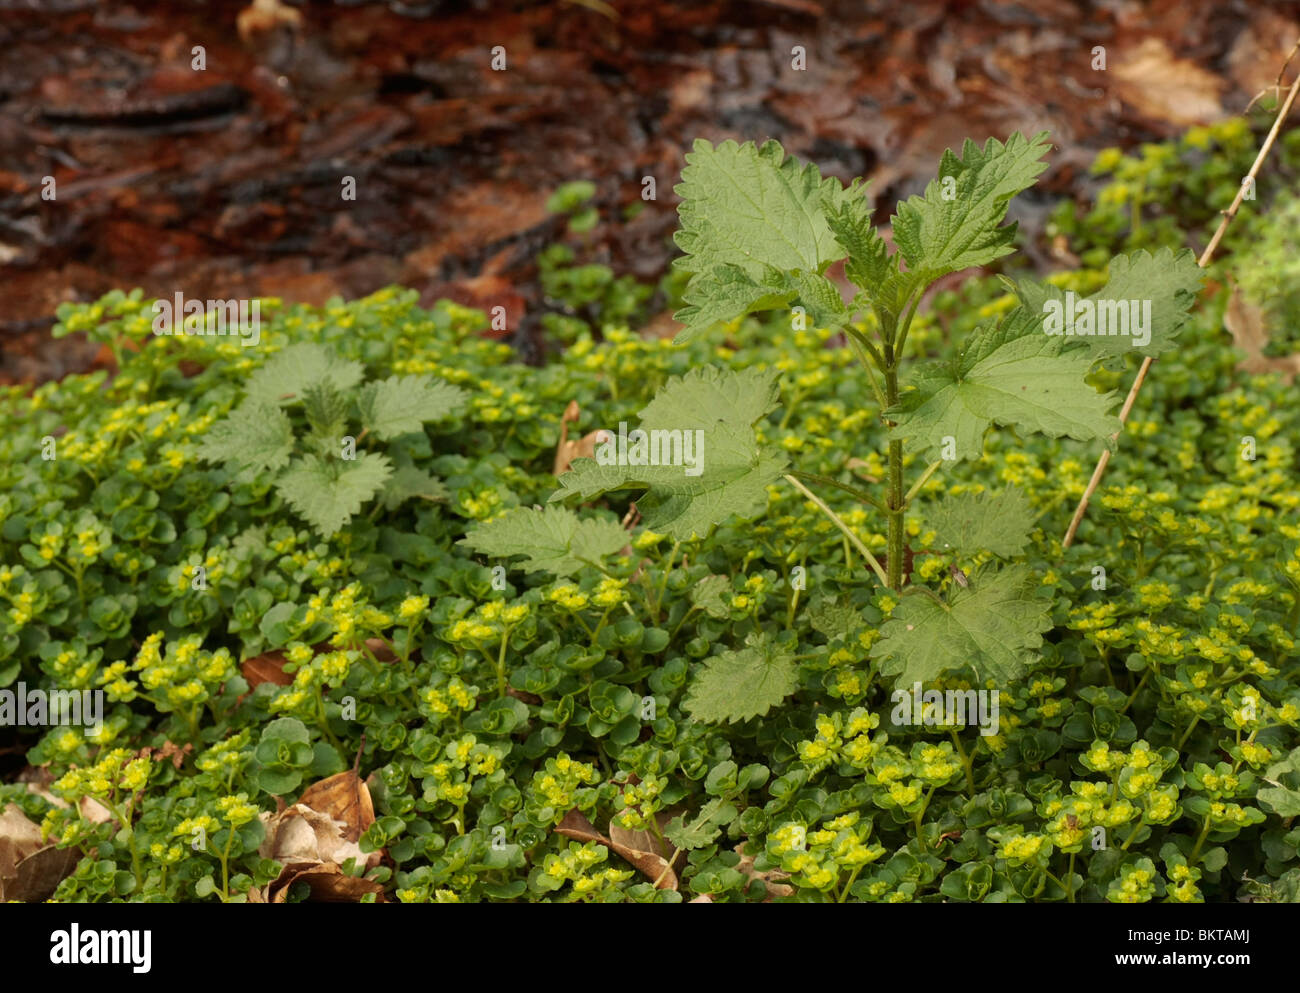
459 505 627 577
889 305 1121 461
927 487 1034 558
689 575 732 619
358 374 467 441
1015 248 1204 359
893 132 1051 281
380 465 450 511
807 598 866 640
245 343 364 407
275 452 392 536
824 181 913 319
663 797 737 851
671 139 851 342
869 564 1053 688
638 364 780 427
196 400 294 474
301 379 350 450
549 366 788 541
673 263 798 344
684 633 799 724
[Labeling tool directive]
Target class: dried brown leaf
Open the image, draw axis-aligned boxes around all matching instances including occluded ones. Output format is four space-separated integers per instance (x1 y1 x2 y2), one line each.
555 808 678 890
267 862 385 903
1112 39 1225 127
240 650 292 689
1225 284 1300 383
296 771 375 844
0 803 79 902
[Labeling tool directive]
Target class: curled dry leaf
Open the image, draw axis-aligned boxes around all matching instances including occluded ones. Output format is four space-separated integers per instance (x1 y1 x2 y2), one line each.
296 771 375 844
255 771 382 902
267 863 385 904
555 808 678 890
1225 284 1300 383
553 401 612 477
258 803 374 868
608 809 677 861
734 842 794 901
0 803 79 902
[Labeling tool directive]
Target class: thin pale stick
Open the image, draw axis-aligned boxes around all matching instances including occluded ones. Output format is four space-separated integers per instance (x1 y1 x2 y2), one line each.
1062 49 1300 550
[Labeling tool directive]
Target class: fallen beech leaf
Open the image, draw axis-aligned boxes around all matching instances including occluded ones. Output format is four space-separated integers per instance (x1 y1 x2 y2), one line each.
0 803 79 902
734 842 794 901
1112 39 1225 127
240 650 292 689
0 804 45 877
555 808 678 890
7 846 81 902
608 809 677 861
267 862 385 903
296 772 375 844
1225 284 1300 383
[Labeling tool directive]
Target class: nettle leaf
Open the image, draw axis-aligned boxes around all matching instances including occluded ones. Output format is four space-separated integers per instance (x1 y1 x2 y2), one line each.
824 182 913 319
459 505 627 577
301 379 350 451
890 305 1121 461
275 452 392 536
358 374 467 441
689 574 733 619
893 132 1051 281
1014 248 1204 359
672 139 851 342
245 343 364 406
869 564 1053 688
664 797 737 851
674 263 797 344
807 597 867 641
197 400 295 474
380 465 449 511
927 487 1034 558
684 632 799 724
549 366 788 541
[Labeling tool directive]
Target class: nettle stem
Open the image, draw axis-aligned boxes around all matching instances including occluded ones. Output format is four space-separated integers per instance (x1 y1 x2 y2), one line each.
884 365 906 591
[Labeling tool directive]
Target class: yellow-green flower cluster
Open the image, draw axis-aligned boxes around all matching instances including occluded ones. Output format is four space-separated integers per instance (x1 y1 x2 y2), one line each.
420 676 478 723
613 773 667 831
132 633 236 714
446 598 531 645
195 730 252 784
795 709 882 775
768 811 884 894
214 793 259 828
52 747 152 804
528 753 601 824
540 841 633 900
1107 858 1158 903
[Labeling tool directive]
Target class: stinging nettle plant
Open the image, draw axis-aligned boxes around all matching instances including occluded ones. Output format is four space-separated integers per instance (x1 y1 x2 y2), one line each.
198 343 465 536
543 132 1203 717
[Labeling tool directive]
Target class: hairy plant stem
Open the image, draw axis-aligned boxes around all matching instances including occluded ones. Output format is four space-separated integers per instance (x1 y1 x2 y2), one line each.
885 367 905 591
